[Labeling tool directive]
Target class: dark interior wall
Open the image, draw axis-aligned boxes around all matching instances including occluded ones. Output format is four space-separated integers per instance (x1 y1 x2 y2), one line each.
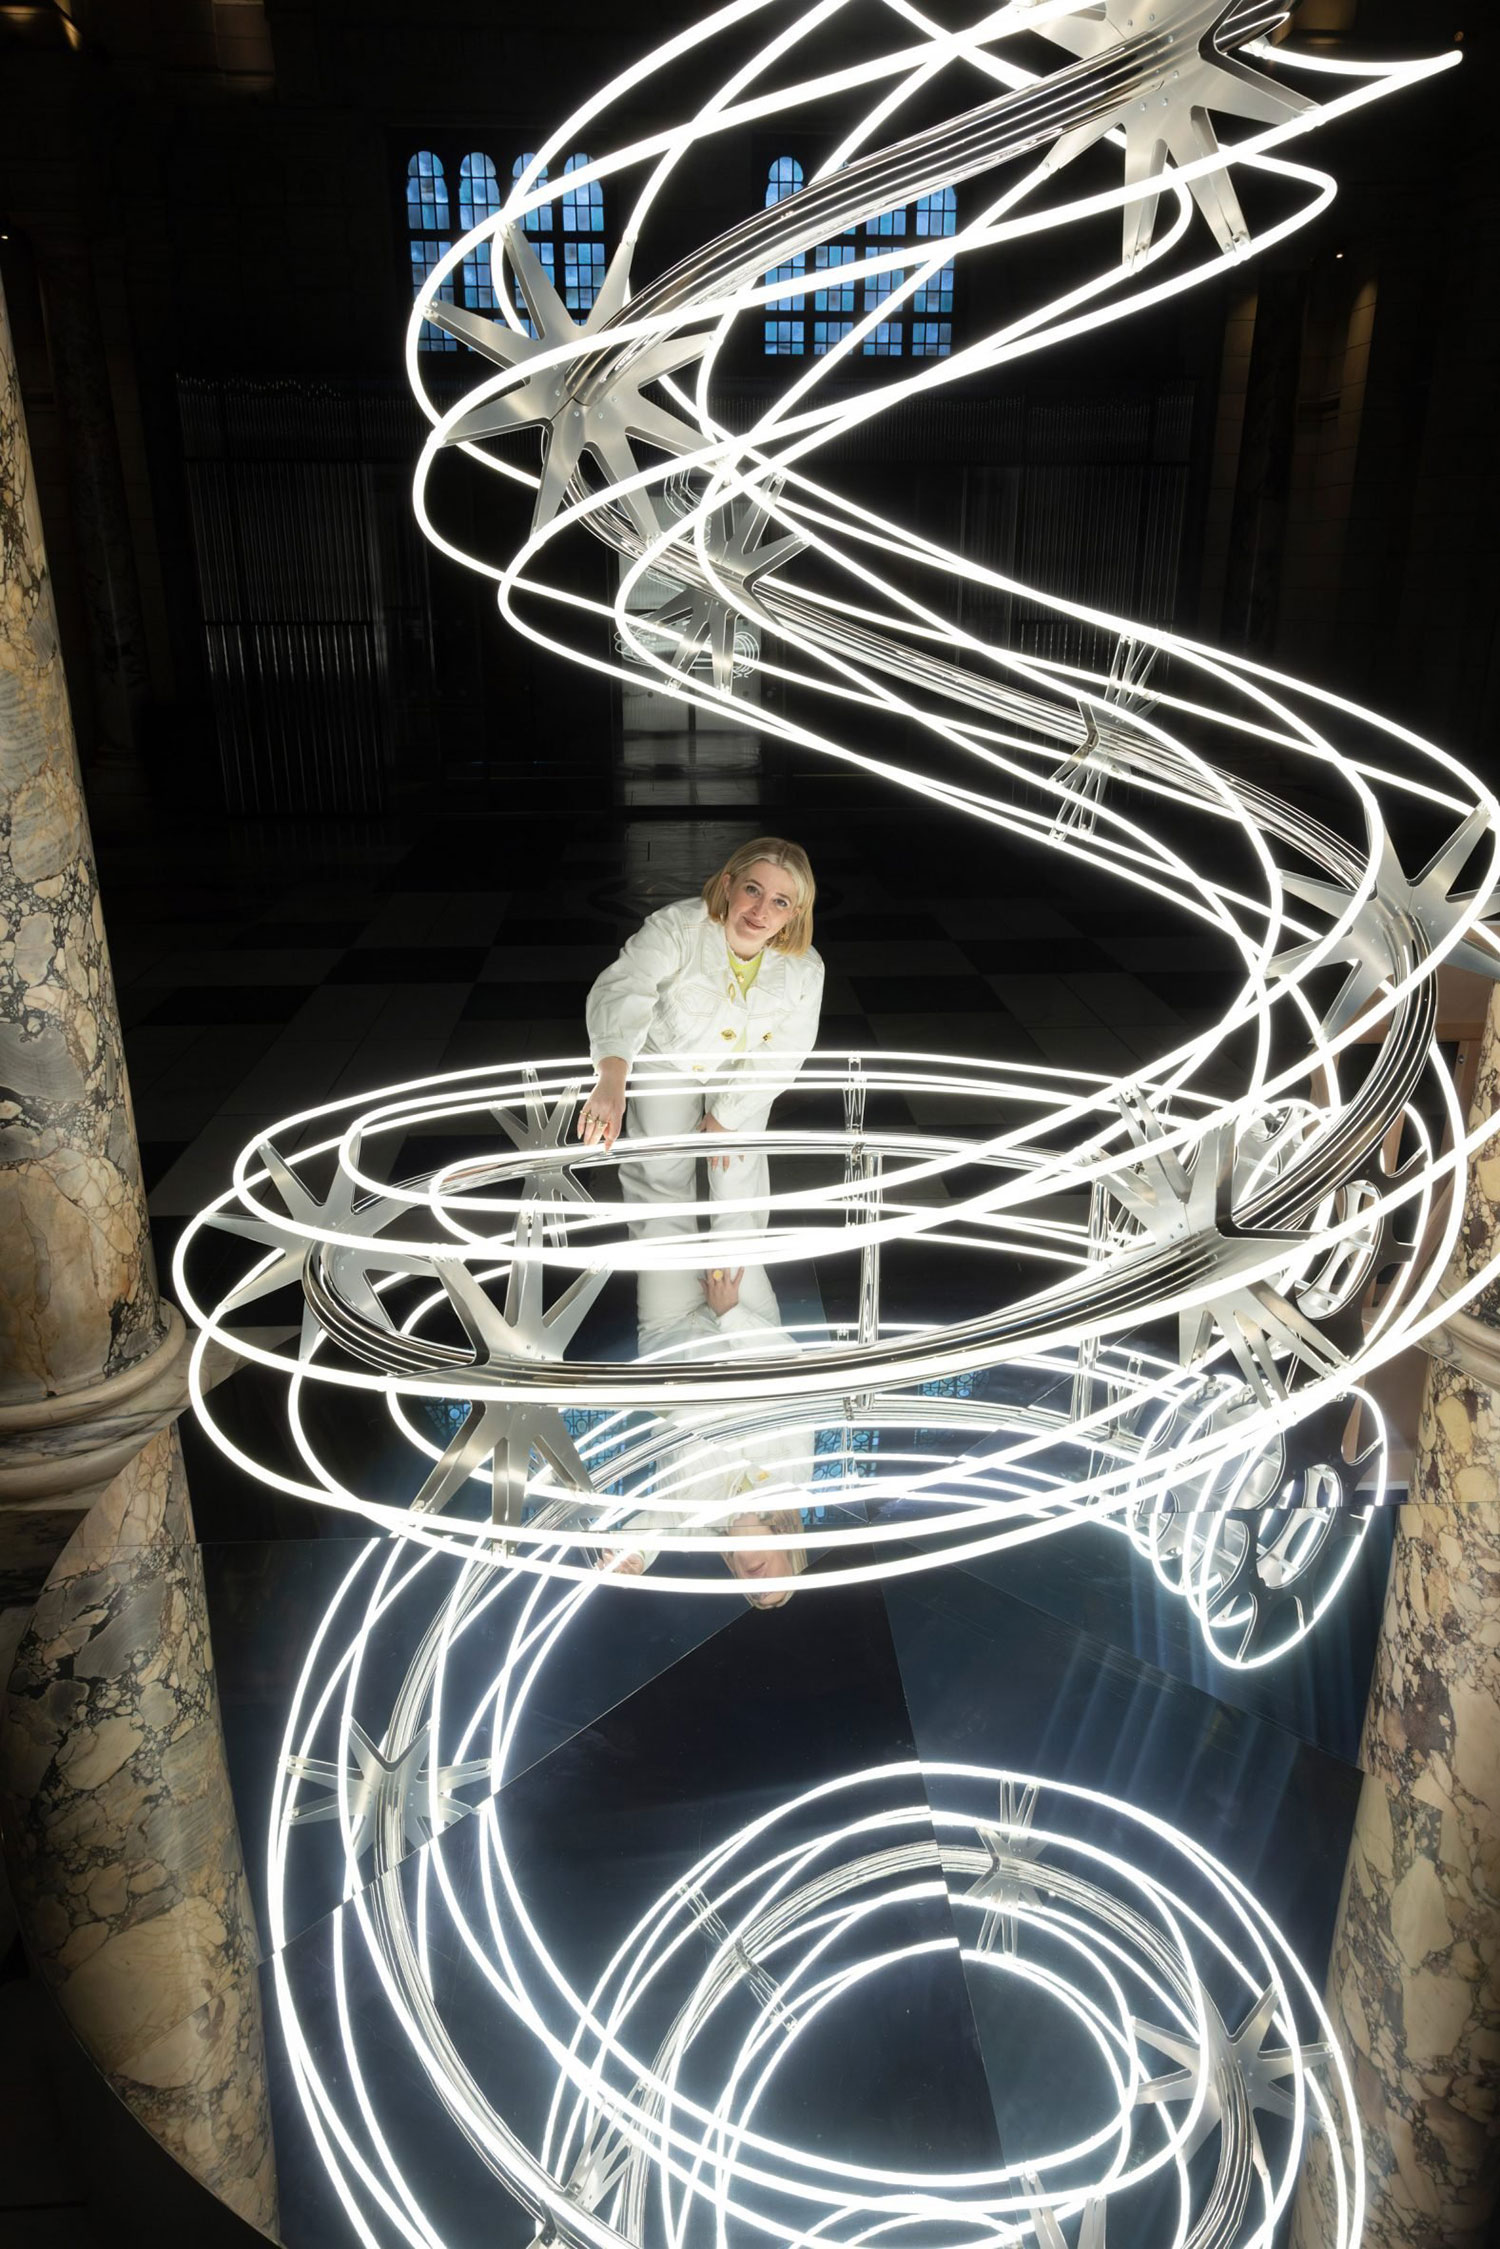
0 0 1492 813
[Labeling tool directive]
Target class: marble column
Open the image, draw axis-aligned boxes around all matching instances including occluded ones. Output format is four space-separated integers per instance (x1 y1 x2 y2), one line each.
0 266 164 1415
1 1427 277 2228
1293 984 1500 2249
0 270 278 2233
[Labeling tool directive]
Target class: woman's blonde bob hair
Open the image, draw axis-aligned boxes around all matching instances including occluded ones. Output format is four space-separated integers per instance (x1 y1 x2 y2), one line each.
721 1507 809 1610
701 837 816 957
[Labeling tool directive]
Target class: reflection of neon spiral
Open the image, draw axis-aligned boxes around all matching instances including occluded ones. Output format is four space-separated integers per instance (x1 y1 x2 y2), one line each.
270 1547 1363 2248
180 2 1498 1643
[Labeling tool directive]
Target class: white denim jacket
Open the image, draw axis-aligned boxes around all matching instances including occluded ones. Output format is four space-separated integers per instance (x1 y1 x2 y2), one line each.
586 897 824 1133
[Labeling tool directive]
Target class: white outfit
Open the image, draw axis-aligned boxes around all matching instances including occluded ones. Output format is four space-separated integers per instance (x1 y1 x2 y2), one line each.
600 1266 816 1574
636 1263 791 1363
586 897 824 1235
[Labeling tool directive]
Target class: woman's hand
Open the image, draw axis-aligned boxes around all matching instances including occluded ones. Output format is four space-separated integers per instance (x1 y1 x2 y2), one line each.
594 1546 646 1576
698 1111 734 1172
578 1059 628 1152
702 1265 745 1316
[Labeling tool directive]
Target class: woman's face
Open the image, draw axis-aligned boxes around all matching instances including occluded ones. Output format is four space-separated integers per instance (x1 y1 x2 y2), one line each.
723 860 800 958
725 1513 796 1609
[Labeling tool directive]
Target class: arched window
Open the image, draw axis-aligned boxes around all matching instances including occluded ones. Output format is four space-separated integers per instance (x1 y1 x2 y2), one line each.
764 156 806 356
458 152 504 313
562 153 606 315
762 170 957 360
407 151 456 351
406 146 608 345
508 152 604 330
509 154 555 335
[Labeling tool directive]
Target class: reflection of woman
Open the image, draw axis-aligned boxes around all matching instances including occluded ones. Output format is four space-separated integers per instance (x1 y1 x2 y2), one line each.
597 1263 812 1609
577 839 822 1232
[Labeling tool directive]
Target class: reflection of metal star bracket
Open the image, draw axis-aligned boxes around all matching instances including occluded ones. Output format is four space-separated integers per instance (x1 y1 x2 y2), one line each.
1179 1266 1344 1408
1022 2171 1107 2249
1192 1386 1382 1661
1272 808 1500 1036
431 229 710 539
1035 1 1315 262
287 1719 490 1863
646 484 806 693
966 1780 1047 1955
416 1204 606 1536
1134 1981 1330 2170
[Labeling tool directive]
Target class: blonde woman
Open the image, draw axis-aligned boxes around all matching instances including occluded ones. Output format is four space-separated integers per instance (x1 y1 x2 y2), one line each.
578 838 823 1233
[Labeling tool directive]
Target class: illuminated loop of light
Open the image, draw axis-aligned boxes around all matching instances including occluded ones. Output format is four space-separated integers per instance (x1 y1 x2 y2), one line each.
179 0 1499 1643
266 1543 1364 2248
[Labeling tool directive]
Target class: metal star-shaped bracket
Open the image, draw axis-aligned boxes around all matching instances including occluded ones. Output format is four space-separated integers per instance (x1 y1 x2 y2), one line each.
491 1065 596 1244
1133 1980 1329 2167
646 484 807 693
417 1203 606 1536
430 226 711 539
1103 1108 1336 1398
1048 637 1160 840
286 1719 491 1864
210 1127 407 1360
1272 808 1500 1037
965 1781 1048 1954
1034 1 1314 261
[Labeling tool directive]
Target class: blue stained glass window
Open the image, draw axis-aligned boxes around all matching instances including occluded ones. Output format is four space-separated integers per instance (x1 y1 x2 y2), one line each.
510 152 553 335
914 187 955 355
813 1423 879 1480
564 236 606 313
408 152 456 349
763 164 953 359
814 242 855 314
917 1370 977 1399
513 151 551 232
764 157 806 355
411 146 609 348
459 152 503 311
407 149 449 231
409 235 456 350
562 152 604 234
912 184 955 346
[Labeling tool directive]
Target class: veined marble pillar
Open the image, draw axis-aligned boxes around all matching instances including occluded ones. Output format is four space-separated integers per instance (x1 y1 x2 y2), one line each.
1 1428 277 2226
1 261 167 1433
0 271 277 2233
1293 984 1500 2249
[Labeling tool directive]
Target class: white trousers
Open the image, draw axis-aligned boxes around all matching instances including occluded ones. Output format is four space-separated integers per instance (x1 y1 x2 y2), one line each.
619 1079 771 1239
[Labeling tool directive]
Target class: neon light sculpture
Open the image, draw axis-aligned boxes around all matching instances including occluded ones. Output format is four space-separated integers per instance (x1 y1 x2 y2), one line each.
179 1 1496 1664
268 1540 1365 2247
